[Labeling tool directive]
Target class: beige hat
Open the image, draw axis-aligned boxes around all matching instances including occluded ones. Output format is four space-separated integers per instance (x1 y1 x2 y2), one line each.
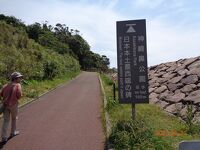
10 72 23 80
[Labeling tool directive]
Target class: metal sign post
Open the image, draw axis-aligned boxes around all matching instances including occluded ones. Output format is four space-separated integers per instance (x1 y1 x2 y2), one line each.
117 19 149 119
113 82 116 101
132 104 136 120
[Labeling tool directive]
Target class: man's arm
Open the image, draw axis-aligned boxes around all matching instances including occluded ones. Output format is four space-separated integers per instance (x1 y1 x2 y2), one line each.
16 84 22 99
0 85 6 101
0 89 2 97
0 85 5 98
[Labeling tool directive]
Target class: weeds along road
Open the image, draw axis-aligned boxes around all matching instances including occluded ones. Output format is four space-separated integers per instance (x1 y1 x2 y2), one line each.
0 72 105 150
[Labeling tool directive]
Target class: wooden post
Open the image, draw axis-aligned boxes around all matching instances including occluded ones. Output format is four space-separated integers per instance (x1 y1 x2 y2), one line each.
132 104 136 120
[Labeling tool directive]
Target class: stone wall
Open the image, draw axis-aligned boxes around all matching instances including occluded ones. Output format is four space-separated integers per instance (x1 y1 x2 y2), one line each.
149 56 200 122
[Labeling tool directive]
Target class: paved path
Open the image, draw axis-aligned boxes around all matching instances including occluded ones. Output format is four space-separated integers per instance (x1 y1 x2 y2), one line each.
0 72 105 150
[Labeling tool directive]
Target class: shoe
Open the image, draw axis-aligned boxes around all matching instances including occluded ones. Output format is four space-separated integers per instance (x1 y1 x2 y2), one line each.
10 130 19 138
1 138 7 145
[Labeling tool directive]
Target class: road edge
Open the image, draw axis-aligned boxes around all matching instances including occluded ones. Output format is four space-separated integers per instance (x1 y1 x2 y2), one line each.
98 75 114 150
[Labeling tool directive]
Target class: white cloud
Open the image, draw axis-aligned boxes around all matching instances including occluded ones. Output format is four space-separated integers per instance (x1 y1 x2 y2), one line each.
134 0 185 10
134 0 165 9
147 19 200 66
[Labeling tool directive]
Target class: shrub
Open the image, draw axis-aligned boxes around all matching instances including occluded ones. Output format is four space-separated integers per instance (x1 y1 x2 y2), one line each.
43 61 59 80
185 104 200 135
109 119 173 150
106 96 118 112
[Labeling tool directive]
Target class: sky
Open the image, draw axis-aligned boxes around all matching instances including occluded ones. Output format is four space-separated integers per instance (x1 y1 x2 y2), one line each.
0 0 200 67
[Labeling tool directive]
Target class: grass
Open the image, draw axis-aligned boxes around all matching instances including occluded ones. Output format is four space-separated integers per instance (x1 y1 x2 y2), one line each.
19 71 80 106
100 74 200 150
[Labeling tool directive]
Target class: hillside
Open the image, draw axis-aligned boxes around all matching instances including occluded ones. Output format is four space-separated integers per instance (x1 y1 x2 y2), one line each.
0 14 110 85
0 21 80 85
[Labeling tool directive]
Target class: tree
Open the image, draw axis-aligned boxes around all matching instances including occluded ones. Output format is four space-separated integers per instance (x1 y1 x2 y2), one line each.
0 14 26 28
54 23 70 42
102 55 110 67
27 22 42 42
74 29 80 35
0 14 111 73
68 34 91 68
42 21 53 32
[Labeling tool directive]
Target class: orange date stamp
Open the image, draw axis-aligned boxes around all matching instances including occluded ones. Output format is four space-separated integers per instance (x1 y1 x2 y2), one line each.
154 130 186 137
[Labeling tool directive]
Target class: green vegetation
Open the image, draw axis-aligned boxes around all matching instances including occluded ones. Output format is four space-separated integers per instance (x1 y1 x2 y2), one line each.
0 14 110 72
0 20 80 84
109 119 173 150
101 74 200 150
184 104 200 135
0 14 110 106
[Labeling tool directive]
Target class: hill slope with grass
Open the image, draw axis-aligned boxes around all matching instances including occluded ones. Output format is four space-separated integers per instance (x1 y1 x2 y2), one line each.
0 20 81 105
0 21 80 84
0 14 110 72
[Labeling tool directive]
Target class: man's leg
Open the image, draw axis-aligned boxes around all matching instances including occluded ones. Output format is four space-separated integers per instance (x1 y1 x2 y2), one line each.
1 109 10 141
10 104 18 136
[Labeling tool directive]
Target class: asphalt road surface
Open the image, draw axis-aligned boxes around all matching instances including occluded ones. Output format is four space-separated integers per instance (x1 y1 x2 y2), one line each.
0 72 105 150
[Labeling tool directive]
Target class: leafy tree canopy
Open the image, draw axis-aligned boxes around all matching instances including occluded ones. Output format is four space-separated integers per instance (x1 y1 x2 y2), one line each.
0 14 110 72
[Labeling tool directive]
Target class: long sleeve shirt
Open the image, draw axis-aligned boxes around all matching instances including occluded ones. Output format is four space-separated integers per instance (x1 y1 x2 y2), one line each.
0 83 22 108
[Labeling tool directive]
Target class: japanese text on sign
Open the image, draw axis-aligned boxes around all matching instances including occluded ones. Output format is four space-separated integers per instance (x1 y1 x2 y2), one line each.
117 19 149 104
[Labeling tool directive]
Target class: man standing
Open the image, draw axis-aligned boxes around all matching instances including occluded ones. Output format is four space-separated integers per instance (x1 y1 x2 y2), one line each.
0 72 23 144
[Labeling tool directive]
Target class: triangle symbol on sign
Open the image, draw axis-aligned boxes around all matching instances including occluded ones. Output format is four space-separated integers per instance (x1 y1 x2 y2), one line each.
127 26 136 33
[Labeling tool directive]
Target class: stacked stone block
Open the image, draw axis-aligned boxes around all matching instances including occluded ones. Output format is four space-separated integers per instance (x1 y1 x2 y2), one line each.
149 56 200 122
